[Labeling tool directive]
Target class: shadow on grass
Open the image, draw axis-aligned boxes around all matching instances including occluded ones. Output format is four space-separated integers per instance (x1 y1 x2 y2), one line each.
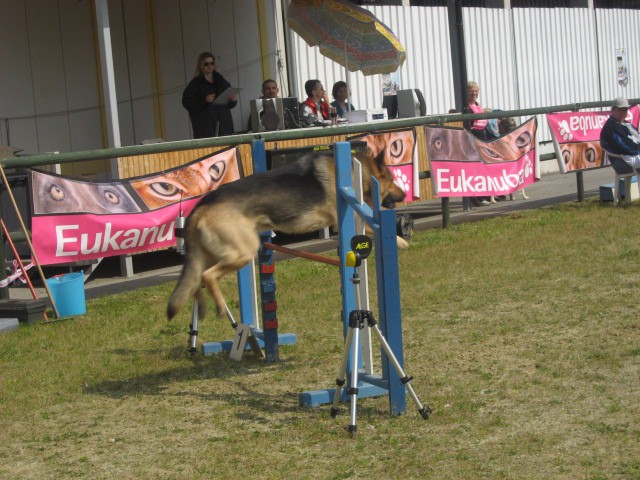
82 346 317 415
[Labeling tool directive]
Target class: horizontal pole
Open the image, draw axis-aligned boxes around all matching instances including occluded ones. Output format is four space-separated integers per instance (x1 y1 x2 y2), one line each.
263 242 340 267
2 98 638 169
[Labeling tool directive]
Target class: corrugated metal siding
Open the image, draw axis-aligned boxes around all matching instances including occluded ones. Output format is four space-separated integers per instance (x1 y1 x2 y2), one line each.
290 6 455 115
289 5 639 145
463 7 518 111
513 8 600 106
385 6 455 115
596 8 640 101
512 8 601 141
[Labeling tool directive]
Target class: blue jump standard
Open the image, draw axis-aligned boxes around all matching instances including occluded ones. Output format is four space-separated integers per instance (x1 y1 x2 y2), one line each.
299 372 389 407
201 330 297 355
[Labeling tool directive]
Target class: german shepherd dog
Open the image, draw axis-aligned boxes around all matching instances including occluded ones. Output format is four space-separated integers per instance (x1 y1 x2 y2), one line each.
166 150 408 321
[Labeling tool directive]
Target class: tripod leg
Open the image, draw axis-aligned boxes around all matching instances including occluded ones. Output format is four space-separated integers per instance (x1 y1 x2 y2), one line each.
347 325 361 437
189 301 199 355
371 323 432 420
225 304 239 329
330 326 355 418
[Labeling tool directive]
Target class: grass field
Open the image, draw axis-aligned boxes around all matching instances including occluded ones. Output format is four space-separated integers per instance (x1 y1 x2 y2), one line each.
1 200 639 479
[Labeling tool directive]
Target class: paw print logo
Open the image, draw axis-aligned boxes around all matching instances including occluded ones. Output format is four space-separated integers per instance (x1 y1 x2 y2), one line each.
393 169 410 193
558 120 573 141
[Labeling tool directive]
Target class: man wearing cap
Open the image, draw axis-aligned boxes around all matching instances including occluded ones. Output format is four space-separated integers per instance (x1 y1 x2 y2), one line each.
600 97 640 169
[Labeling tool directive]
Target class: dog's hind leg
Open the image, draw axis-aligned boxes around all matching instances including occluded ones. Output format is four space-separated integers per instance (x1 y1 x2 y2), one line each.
201 264 231 323
201 255 254 324
167 256 206 320
194 288 207 320
201 230 258 323
196 211 260 324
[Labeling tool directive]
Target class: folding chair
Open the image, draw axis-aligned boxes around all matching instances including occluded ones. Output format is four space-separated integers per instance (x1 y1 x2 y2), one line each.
605 151 640 205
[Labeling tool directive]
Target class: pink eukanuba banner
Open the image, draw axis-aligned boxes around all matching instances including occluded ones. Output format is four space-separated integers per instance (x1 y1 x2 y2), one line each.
425 117 540 197
547 106 639 144
32 197 200 265
30 147 241 265
431 152 538 197
547 106 639 173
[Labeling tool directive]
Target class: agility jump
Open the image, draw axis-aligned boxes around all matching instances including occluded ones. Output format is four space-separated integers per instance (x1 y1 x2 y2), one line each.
177 139 426 418
256 139 426 418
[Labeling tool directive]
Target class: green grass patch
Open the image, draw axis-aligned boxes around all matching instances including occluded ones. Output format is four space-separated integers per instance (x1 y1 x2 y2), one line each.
1 200 639 479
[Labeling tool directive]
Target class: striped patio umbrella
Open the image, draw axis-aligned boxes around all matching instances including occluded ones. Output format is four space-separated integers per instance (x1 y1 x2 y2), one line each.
286 0 406 76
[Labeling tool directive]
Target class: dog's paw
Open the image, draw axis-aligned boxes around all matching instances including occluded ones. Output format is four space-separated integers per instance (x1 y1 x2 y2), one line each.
167 303 178 321
396 236 410 250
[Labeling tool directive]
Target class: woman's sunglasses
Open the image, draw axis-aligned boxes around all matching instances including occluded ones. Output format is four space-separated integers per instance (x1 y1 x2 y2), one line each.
203 62 215 67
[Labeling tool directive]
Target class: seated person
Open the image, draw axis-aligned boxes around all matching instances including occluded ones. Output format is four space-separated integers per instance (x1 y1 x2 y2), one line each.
299 79 330 126
463 81 492 206
600 97 640 171
260 79 279 99
247 79 280 131
330 81 355 118
463 81 497 141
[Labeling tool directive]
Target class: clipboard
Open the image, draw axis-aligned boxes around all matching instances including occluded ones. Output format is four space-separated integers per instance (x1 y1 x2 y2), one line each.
213 87 242 105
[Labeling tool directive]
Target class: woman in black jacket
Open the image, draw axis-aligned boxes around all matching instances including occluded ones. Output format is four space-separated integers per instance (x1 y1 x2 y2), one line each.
182 52 237 138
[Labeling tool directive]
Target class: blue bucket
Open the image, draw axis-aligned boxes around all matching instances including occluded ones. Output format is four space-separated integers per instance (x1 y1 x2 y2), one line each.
46 271 86 317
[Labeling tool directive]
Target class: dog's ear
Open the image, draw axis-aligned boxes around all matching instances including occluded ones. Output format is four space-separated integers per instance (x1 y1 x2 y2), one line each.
373 148 387 170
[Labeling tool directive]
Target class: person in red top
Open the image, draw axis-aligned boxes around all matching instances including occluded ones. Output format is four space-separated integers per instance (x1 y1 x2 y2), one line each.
463 80 493 206
463 80 492 141
299 79 331 126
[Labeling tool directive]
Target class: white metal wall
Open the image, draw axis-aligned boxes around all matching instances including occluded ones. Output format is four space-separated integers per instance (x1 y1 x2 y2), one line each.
290 5 640 144
596 9 640 102
0 0 99 155
3 3 640 160
511 8 601 141
463 7 518 112
0 0 282 159
107 0 270 147
289 6 455 116
384 6 455 116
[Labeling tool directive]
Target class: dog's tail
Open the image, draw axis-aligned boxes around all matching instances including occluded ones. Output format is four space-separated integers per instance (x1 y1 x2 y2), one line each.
167 256 204 320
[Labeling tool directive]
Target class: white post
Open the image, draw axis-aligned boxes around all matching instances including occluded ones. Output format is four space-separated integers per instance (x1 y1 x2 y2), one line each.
94 0 132 276
353 159 373 374
94 0 121 154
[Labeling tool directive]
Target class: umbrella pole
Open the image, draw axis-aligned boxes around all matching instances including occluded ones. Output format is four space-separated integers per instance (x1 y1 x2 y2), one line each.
344 49 350 111
343 23 355 111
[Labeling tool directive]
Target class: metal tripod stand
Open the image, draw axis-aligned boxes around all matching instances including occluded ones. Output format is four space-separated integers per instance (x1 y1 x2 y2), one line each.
330 236 431 437
187 299 239 355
